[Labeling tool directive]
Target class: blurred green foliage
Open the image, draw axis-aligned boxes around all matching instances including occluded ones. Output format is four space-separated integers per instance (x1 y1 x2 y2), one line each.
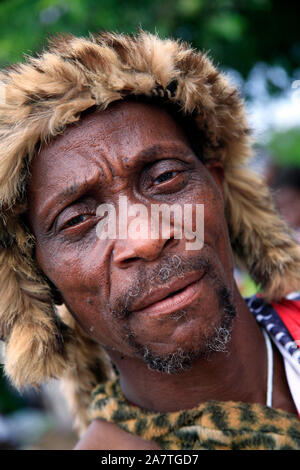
0 366 26 414
0 0 299 80
268 128 300 167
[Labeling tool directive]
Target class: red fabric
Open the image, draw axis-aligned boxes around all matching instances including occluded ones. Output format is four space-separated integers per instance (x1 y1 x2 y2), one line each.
271 299 300 346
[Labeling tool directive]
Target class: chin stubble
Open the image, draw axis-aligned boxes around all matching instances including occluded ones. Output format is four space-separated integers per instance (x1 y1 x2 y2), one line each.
127 285 236 374
112 254 236 374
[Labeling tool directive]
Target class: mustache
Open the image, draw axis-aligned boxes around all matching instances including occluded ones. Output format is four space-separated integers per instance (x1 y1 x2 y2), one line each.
111 253 213 319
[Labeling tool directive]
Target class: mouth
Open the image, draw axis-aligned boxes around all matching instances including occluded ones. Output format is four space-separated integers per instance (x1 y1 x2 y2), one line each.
131 271 206 317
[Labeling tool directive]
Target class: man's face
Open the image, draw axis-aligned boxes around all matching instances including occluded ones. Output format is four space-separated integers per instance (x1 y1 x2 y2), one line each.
27 101 236 372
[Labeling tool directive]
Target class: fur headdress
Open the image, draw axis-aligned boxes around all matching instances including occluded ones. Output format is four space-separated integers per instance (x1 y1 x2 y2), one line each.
0 31 299 435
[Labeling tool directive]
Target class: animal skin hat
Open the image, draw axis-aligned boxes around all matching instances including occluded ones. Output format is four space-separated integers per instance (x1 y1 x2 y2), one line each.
0 31 299 434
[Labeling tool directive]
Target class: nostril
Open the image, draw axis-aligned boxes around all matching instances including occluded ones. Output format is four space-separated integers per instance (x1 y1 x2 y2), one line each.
122 256 139 264
113 235 178 267
164 237 176 250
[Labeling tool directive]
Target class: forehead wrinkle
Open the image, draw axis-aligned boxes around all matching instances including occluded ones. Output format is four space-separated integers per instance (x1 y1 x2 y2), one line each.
46 105 135 159
135 142 193 162
43 137 108 166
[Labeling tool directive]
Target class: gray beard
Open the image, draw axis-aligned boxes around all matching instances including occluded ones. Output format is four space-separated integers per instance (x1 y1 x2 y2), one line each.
112 254 237 374
126 285 236 374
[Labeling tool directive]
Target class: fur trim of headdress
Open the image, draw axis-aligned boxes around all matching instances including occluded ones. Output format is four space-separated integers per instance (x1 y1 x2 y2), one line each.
0 31 299 435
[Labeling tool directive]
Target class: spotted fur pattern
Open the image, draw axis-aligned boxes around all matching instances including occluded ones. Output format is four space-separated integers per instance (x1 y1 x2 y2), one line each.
89 378 300 450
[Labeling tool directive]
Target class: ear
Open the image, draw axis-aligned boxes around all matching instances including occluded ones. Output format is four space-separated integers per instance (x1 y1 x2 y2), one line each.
204 159 225 199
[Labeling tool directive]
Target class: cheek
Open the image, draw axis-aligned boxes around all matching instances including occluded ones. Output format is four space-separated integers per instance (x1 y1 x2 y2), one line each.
35 237 133 351
36 240 84 292
182 171 234 284
181 171 226 246
35 240 100 324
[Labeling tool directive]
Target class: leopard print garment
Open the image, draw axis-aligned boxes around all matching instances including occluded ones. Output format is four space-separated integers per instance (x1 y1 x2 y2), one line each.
88 378 300 450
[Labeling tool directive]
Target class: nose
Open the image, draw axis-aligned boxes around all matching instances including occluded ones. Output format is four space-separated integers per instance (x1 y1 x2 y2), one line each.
113 232 178 268
109 197 180 268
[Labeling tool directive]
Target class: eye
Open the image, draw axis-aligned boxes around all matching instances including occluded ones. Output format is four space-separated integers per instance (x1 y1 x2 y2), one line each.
153 171 178 185
62 214 91 229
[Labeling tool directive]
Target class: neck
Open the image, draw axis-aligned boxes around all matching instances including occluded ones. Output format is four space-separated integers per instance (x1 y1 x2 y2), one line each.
108 287 268 413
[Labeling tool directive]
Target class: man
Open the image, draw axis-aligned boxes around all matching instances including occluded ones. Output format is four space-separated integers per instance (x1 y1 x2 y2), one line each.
0 32 300 450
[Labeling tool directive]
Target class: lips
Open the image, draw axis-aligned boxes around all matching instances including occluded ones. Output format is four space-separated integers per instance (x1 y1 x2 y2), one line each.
131 270 206 316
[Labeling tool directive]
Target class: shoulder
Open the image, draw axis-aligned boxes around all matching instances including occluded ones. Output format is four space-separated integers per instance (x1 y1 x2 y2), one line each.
74 419 162 450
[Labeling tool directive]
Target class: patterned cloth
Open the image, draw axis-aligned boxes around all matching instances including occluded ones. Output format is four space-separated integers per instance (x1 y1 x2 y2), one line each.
246 293 300 415
88 295 300 450
247 293 300 364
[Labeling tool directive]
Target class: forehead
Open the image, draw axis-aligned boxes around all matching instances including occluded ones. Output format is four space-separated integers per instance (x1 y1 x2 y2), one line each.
29 100 190 185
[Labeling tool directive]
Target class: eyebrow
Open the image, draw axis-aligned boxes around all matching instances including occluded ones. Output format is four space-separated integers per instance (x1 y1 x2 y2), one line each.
60 179 90 200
